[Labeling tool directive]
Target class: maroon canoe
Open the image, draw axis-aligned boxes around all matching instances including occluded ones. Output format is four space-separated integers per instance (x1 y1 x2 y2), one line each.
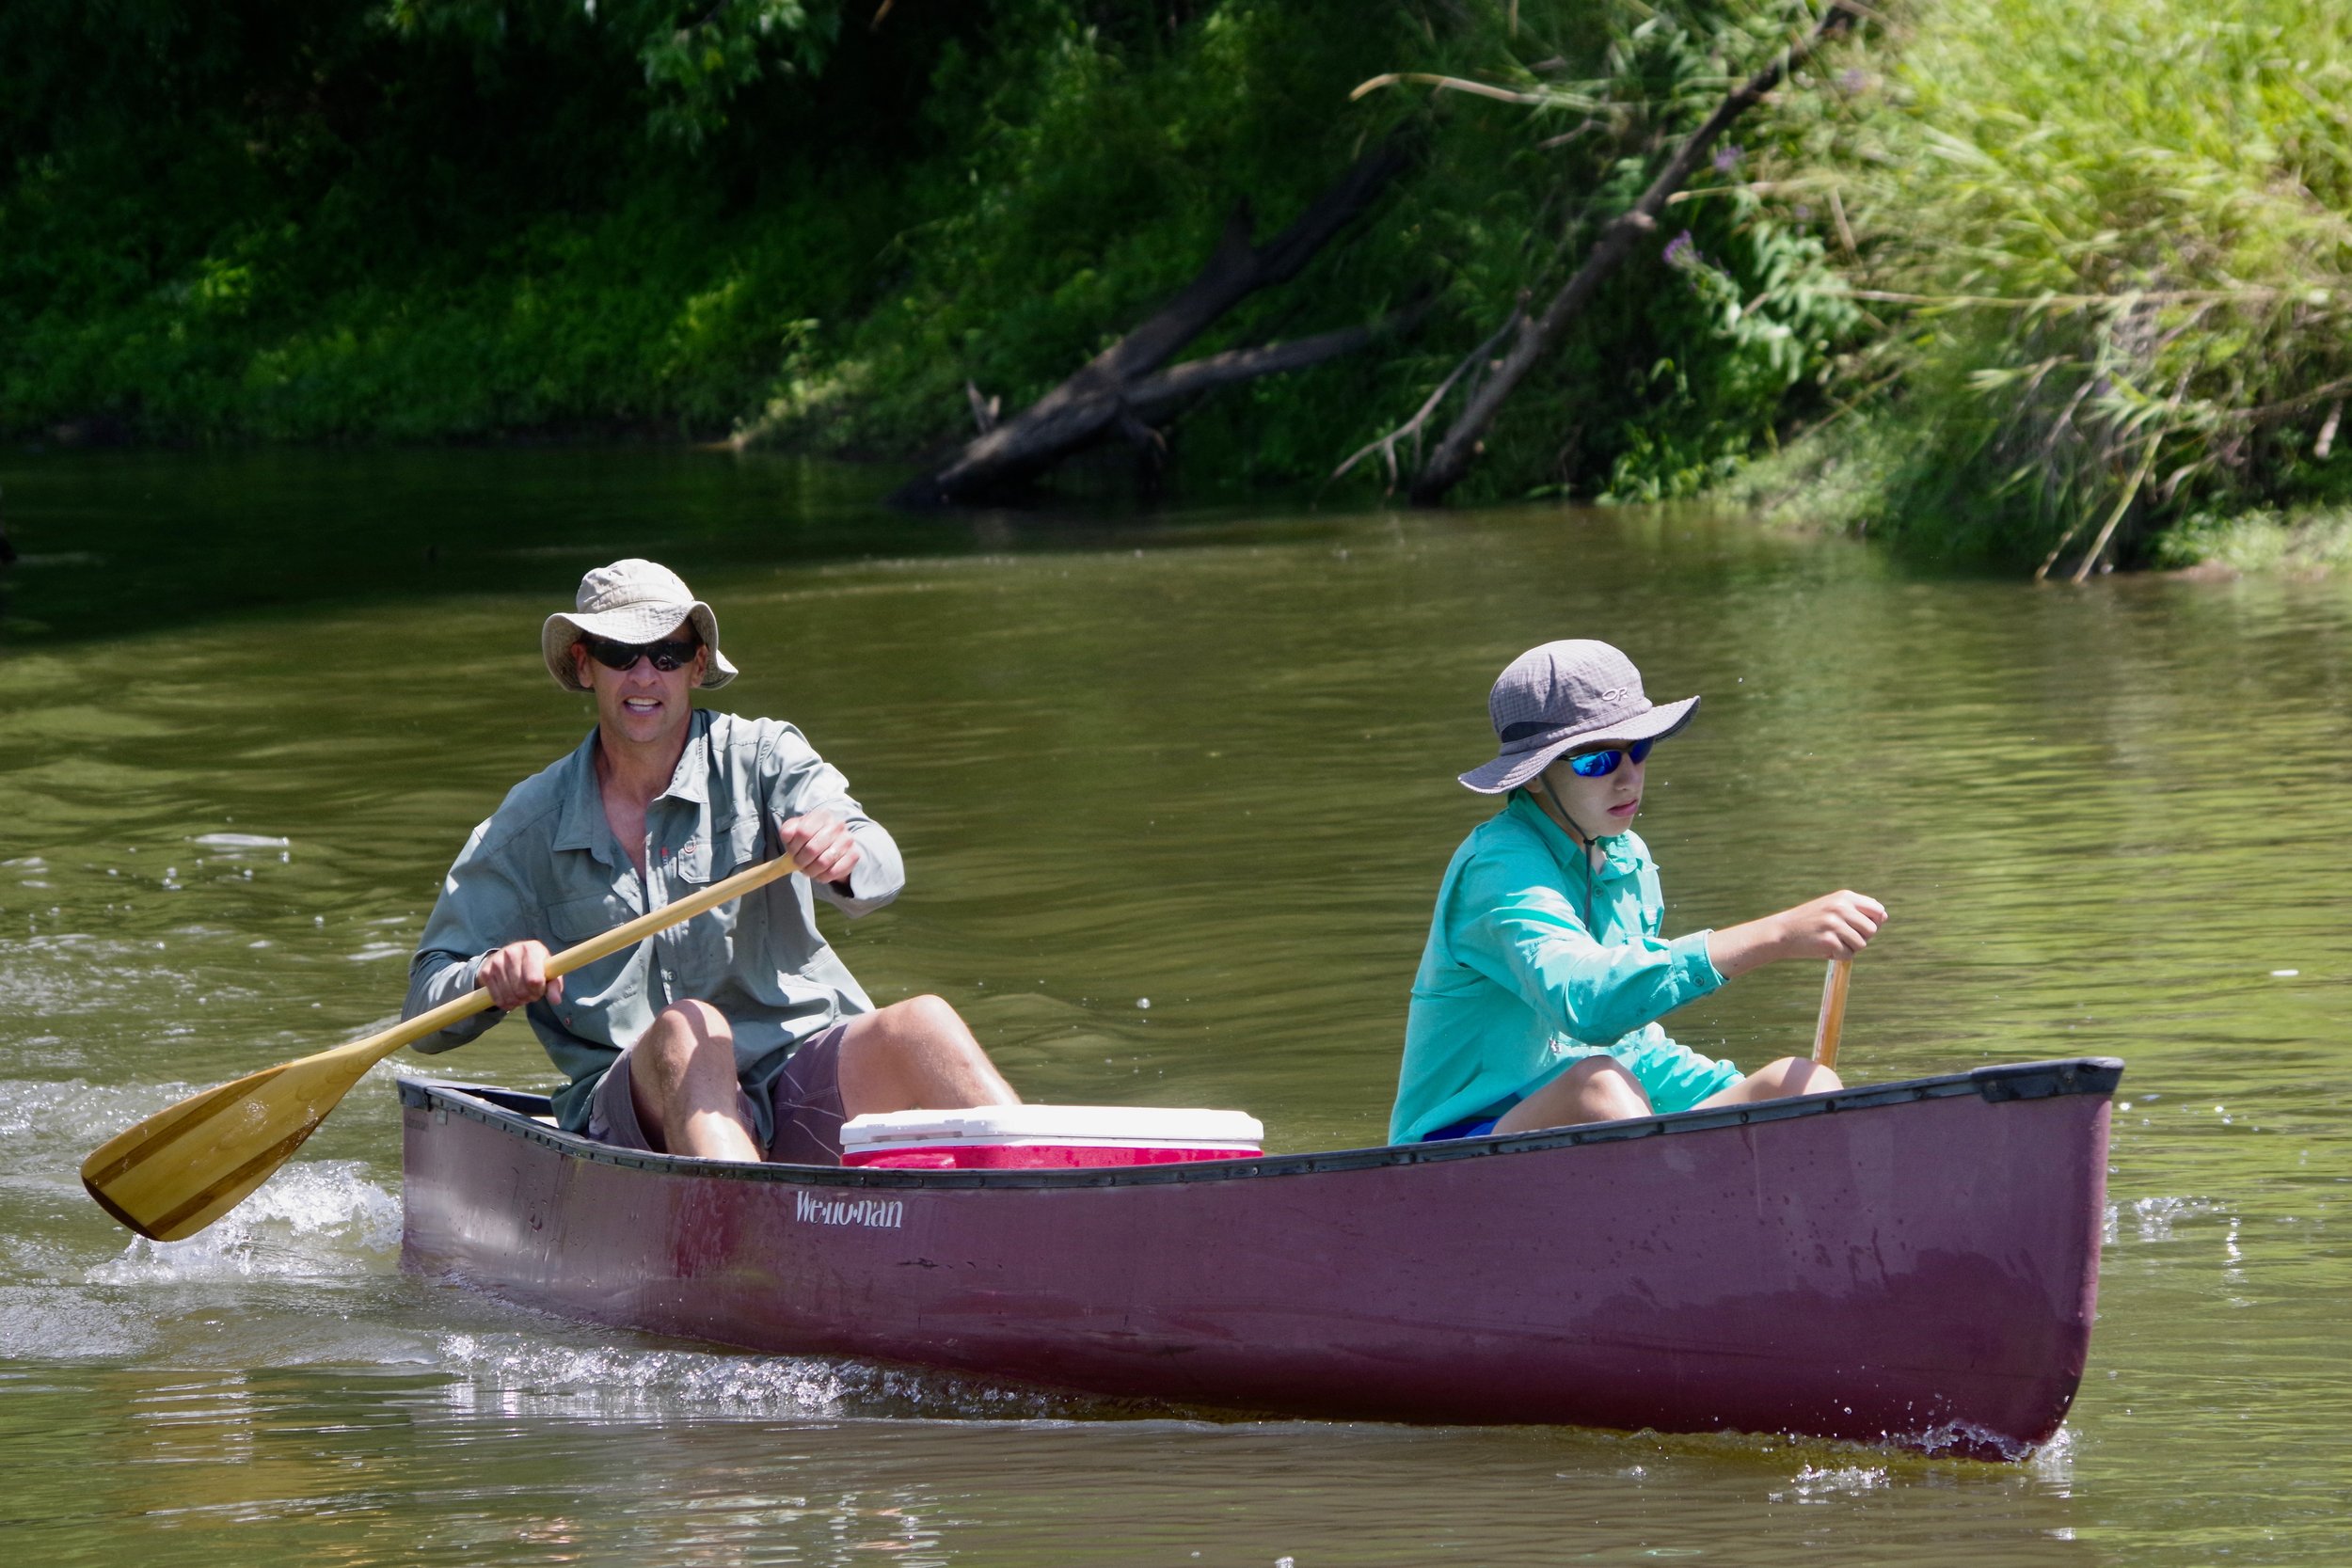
399 1057 2118 1457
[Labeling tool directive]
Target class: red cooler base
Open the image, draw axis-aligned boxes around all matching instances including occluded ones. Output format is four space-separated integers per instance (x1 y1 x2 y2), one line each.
849 1142 1262 1170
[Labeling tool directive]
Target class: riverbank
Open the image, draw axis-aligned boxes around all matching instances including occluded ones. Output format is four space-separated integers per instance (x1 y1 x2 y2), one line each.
5 0 2346 570
1711 417 2352 578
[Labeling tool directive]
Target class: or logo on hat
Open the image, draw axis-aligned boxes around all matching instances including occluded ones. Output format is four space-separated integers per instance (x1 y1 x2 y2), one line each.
1598 688 1629 702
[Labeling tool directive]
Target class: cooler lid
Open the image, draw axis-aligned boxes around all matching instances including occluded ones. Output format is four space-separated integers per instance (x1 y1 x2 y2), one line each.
841 1103 1263 1148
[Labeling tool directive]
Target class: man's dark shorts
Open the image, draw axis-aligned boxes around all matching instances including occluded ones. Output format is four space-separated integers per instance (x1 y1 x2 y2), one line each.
585 1019 850 1165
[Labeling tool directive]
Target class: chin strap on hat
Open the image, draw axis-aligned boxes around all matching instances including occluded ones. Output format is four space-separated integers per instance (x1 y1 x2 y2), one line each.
1532 774 1604 933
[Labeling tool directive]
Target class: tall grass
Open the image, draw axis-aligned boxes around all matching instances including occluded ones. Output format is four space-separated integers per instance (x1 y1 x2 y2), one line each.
1767 0 2352 567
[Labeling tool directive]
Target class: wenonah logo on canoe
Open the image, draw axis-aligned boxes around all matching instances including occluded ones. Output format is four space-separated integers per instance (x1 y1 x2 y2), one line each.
794 1191 904 1229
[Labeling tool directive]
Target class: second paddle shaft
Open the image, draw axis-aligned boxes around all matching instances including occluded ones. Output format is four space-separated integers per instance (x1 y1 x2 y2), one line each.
1810 957 1853 1069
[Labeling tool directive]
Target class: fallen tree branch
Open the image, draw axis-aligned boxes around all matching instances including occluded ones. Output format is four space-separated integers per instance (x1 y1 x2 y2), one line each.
1351 71 1565 108
893 141 1409 507
2066 373 2193 583
1330 305 1524 491
1127 304 1430 415
1848 286 2312 309
964 381 1000 436
1405 1 1865 505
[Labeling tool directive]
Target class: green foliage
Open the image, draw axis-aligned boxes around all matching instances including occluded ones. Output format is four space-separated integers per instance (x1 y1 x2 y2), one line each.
18 0 2344 576
0 0 898 439
2150 503 2352 574
1761 0 2352 567
0 0 1858 506
379 0 844 146
1313 0 1860 504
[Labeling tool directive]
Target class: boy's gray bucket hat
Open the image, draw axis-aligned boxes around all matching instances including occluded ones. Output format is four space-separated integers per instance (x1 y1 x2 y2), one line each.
542 558 739 692
1459 640 1698 794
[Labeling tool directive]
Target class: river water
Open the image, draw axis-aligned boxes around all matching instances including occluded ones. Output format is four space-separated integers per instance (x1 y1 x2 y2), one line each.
2 450 2346 1565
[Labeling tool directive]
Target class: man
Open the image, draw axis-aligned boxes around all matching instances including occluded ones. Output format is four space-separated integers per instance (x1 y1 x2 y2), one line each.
405 558 1018 1163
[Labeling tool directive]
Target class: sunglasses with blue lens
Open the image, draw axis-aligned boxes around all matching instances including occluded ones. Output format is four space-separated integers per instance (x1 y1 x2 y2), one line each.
1564 736 1655 778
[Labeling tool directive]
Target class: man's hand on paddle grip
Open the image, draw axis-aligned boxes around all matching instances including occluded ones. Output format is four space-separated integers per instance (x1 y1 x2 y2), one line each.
481 941 564 1011
777 811 860 892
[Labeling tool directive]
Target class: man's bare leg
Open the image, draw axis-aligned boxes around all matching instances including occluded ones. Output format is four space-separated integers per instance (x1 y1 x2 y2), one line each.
629 999 763 1161
838 994 1019 1118
1491 1054 1651 1134
1694 1055 1841 1109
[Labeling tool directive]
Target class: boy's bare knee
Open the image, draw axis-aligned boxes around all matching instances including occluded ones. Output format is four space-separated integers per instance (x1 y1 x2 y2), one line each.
1601 1069 1652 1111
1566 1056 1645 1103
1764 1055 1840 1094
1789 1056 1842 1093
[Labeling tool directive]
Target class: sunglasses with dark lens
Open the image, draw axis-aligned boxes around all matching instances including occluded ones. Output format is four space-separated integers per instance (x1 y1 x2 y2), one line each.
1564 736 1655 779
582 634 701 673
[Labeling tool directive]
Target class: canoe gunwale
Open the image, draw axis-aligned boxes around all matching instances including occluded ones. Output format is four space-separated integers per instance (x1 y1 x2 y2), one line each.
396 1055 2122 1191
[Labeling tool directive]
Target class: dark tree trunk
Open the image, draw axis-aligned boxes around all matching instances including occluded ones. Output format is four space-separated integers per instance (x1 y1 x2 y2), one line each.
1406 2 1862 505
892 141 1410 508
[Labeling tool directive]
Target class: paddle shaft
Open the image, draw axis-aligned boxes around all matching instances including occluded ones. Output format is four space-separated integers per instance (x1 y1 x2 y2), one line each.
1809 957 1853 1069
80 850 803 1240
387 849 805 1058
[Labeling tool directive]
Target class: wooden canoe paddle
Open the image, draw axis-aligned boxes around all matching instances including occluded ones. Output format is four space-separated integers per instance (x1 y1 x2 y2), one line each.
81 852 803 1243
1809 956 1854 1069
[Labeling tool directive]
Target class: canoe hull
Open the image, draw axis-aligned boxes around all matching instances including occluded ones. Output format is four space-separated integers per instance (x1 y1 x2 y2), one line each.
400 1059 2115 1455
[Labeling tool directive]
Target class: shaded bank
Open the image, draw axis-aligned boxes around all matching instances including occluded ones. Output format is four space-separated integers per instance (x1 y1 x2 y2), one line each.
0 1 1858 508
5 0 2349 568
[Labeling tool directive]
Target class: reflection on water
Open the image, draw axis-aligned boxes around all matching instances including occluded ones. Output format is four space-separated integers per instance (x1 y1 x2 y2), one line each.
3 451 2349 1564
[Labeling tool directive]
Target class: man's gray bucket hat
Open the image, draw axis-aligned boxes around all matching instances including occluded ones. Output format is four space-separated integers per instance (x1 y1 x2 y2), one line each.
542 558 739 692
1459 640 1698 794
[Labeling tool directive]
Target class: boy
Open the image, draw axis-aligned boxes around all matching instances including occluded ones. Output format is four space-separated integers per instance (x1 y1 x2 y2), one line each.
1391 640 1885 1143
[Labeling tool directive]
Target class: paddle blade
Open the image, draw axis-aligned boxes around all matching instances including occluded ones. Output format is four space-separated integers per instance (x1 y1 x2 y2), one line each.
80 1042 380 1242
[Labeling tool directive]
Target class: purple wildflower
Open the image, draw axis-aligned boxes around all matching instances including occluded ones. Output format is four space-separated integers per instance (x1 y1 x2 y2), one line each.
1712 143 1743 175
1839 67 1867 93
1662 230 1700 270
1794 203 1813 221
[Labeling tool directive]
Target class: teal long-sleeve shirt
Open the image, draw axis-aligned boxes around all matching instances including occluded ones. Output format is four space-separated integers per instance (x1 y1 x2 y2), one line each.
1390 792 1732 1144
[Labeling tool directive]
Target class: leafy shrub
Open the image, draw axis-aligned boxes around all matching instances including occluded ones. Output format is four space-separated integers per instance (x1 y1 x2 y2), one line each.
1763 0 2352 567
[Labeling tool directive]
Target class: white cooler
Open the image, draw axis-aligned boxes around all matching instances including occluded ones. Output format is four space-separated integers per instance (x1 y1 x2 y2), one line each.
840 1104 1263 1170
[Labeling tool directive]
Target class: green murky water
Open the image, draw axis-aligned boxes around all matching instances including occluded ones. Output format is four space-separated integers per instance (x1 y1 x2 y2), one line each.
3 450 2347 1564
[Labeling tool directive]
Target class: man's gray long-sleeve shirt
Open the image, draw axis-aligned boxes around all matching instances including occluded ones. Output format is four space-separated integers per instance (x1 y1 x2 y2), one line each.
404 710 903 1142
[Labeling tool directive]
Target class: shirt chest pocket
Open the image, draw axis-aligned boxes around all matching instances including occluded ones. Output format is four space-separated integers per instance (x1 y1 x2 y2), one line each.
548 891 635 946
1595 880 1653 942
709 813 767 879
663 825 756 994
546 891 641 1001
